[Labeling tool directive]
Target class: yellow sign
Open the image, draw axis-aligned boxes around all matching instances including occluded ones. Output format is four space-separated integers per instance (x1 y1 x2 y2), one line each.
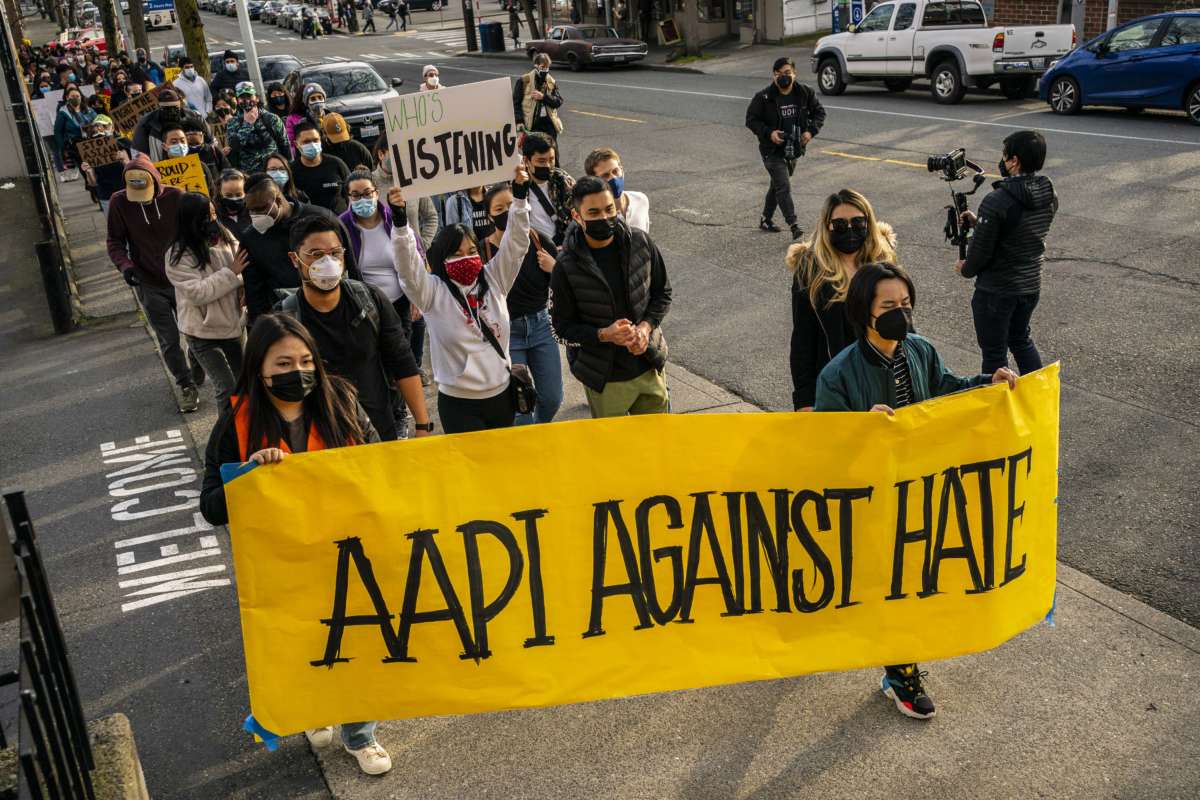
226 366 1061 737
164 67 181 83
154 153 207 196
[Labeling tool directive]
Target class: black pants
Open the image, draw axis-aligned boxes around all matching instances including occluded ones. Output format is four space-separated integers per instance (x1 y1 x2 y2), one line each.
971 289 1043 375
762 155 797 226
362 15 375 31
438 388 515 434
137 283 195 388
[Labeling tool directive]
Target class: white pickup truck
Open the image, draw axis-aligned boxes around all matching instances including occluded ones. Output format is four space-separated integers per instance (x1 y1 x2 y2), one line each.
812 0 1076 104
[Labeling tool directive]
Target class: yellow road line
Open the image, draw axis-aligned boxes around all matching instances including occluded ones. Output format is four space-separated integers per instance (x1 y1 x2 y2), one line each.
824 149 1000 178
570 110 645 124
822 149 881 162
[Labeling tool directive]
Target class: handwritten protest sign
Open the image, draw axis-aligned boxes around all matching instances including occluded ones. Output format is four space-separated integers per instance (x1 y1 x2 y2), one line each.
76 135 121 167
225 365 1061 737
154 153 208 195
31 90 63 137
381 78 520 198
110 91 159 132
164 67 181 83
212 119 228 149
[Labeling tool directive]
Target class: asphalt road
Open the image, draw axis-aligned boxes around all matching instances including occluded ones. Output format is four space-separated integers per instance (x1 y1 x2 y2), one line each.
169 11 1200 626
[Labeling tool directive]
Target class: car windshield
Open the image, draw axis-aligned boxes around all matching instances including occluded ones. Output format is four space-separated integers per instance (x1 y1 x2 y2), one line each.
578 27 619 39
304 68 386 97
261 59 299 81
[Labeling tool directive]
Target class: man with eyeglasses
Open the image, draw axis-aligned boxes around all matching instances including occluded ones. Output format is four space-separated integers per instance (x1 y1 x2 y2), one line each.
279 214 432 442
238 172 362 323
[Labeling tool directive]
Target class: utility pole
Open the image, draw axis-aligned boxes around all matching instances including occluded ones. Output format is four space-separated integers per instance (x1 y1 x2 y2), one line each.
176 0 210 78
462 0 477 51
234 0 264 97
1105 0 1118 31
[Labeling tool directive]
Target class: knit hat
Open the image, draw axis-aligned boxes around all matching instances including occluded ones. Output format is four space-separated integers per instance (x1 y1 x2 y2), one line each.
422 64 437 78
302 83 324 104
223 49 237 61
321 113 350 143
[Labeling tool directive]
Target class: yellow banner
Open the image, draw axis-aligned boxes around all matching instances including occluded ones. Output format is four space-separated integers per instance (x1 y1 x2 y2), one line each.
226 365 1060 737
154 153 208 196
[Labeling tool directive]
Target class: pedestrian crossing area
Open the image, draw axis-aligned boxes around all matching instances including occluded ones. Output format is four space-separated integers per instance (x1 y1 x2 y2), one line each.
398 28 468 51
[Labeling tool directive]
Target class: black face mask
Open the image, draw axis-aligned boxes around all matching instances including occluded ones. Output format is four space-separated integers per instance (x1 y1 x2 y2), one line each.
203 220 222 241
532 165 551 182
998 157 1011 178
216 107 232 118
490 211 509 232
238 99 255 113
264 369 317 402
269 96 288 111
221 196 244 213
830 227 866 255
583 216 617 241
873 307 914 342
775 74 793 90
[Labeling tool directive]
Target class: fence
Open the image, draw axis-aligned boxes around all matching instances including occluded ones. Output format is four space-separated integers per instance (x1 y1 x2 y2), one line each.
2 491 96 800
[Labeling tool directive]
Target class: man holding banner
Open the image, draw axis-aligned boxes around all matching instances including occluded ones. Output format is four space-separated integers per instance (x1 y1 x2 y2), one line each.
815 261 1018 719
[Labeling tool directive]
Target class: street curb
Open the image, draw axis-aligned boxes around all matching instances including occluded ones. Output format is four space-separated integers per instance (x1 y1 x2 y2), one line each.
1056 563 1200 654
451 50 705 75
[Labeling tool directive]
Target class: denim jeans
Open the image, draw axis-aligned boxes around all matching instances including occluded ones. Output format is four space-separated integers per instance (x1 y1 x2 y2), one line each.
186 336 243 406
341 721 377 750
762 155 797 226
508 309 563 425
970 289 1043 375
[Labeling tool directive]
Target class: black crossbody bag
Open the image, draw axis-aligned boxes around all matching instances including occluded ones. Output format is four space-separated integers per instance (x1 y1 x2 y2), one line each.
450 288 538 415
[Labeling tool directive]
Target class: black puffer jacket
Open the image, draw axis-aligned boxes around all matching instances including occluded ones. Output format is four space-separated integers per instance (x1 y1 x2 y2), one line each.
962 174 1058 295
745 81 826 158
550 221 672 392
790 276 855 410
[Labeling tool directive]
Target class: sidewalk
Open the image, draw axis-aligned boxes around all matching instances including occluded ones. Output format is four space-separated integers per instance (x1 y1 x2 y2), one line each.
18 162 1200 800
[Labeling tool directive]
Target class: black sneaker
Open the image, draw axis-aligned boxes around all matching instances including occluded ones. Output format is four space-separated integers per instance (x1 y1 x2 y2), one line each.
759 216 782 233
178 384 200 413
881 664 936 719
790 223 805 240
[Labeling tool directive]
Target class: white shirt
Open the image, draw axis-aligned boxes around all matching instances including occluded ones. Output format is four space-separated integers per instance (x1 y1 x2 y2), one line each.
356 221 402 302
621 190 649 233
172 74 212 114
528 180 557 241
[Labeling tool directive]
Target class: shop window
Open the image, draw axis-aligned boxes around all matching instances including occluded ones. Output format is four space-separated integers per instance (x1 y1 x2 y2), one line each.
698 0 726 22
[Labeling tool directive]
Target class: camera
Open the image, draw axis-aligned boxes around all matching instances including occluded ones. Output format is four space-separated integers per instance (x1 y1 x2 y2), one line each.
783 128 806 161
927 148 968 181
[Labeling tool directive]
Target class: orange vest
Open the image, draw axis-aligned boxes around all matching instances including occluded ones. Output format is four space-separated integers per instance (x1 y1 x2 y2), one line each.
230 395 328 461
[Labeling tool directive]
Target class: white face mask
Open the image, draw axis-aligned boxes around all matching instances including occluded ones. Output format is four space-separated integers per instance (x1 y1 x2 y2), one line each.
305 255 343 291
249 211 275 234
425 75 439 89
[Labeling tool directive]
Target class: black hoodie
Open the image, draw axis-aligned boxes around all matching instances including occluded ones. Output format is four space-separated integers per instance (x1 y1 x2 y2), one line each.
962 174 1058 296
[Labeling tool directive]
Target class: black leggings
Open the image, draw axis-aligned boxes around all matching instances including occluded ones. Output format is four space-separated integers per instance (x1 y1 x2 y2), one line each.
438 388 515 434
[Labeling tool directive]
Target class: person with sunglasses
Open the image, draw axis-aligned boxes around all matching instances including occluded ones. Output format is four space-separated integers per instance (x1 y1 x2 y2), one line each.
787 189 897 411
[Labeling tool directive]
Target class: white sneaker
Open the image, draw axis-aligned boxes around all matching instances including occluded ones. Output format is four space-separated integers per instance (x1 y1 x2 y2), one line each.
304 727 334 748
345 741 393 775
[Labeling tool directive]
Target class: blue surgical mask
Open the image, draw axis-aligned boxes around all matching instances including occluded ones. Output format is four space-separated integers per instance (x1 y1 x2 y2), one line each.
166 142 187 158
299 142 321 159
67 72 77 82
225 62 238 73
351 197 378 218
183 67 196 79
607 175 625 200
267 169 289 187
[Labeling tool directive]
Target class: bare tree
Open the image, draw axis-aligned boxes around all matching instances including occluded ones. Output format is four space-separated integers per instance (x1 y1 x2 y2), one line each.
175 0 210 78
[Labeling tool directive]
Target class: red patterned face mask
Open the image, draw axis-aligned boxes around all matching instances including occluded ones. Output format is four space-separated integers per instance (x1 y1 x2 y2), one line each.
445 254 483 285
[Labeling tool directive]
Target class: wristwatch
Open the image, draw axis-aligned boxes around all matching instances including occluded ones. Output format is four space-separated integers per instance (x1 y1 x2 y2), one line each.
413 421 435 433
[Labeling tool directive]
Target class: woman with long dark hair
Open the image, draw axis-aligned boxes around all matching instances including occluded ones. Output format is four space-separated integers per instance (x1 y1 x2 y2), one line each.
166 192 247 407
198 313 392 776
264 152 308 204
387 165 530 433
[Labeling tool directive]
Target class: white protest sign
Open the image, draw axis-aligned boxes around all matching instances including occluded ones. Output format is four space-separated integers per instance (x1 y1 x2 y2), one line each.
381 78 520 199
32 90 63 137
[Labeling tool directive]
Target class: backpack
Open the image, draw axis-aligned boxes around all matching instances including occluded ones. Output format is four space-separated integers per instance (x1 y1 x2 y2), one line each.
275 279 380 335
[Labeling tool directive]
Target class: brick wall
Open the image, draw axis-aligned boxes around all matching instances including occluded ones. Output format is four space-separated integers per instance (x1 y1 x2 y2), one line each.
992 0 1195 40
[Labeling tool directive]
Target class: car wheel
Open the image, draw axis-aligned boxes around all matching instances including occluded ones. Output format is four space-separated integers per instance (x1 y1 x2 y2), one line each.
432 0 442 8
1048 76 1081 115
1000 77 1034 100
883 78 911 93
930 61 965 104
566 52 582 72
818 59 845 96
1187 84 1200 126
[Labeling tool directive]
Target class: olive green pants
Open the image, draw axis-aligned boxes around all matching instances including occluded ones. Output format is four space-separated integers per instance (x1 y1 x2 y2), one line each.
585 368 670 418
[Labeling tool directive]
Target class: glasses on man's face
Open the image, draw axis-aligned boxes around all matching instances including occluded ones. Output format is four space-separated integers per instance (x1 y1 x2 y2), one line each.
301 247 345 261
347 188 377 201
830 216 868 234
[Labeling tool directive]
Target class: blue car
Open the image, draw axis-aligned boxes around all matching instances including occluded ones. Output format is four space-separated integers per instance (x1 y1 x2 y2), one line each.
1039 11 1200 124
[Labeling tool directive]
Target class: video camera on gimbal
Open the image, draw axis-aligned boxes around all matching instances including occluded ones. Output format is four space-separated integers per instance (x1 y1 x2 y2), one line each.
927 148 987 258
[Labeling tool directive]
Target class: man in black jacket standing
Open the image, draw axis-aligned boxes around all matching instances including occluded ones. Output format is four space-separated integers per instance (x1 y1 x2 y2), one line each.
745 57 826 240
551 177 672 418
240 172 362 324
957 130 1057 375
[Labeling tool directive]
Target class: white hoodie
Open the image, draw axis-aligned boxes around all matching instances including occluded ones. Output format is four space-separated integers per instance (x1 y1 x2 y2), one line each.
392 197 531 400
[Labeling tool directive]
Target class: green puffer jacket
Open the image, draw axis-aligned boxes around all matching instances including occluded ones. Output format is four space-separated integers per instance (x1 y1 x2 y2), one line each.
813 334 989 412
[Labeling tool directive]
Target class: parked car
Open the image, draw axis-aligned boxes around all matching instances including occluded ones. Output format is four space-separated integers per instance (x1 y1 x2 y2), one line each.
259 0 284 23
225 0 240 17
158 45 302 82
58 27 114 54
812 0 1076 104
1039 11 1200 124
525 25 648 70
278 4 303 28
247 0 267 18
283 62 403 143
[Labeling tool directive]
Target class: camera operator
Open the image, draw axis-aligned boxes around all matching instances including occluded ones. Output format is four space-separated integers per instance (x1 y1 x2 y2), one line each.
745 57 826 240
956 130 1057 375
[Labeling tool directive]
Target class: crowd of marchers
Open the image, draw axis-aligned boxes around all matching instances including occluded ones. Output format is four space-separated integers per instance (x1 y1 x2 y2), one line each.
18 39 1059 776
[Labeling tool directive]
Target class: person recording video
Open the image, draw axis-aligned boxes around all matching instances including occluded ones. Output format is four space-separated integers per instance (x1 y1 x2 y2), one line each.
955 130 1057 376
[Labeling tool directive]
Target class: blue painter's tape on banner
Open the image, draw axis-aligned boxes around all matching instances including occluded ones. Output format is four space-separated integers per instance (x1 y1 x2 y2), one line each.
221 461 258 485
243 714 281 751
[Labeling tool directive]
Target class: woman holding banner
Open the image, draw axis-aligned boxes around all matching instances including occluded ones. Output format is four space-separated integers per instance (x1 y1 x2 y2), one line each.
814 262 1017 721
198 313 394 777
387 164 532 434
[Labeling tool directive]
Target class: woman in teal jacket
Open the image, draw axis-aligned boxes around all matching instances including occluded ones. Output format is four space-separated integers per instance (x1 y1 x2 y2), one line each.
54 85 97 171
814 262 1017 720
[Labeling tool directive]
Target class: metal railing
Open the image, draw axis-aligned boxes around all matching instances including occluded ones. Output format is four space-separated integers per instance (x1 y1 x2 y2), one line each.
3 491 96 800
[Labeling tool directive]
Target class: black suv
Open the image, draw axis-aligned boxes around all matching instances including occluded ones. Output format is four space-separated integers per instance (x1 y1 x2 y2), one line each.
283 62 403 144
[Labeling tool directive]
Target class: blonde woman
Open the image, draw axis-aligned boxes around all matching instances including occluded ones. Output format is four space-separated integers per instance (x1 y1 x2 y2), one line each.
787 189 897 410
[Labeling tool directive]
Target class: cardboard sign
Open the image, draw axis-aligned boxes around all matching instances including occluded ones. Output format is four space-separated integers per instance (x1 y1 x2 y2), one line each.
164 67 181 83
31 89 63 137
154 153 208 195
212 119 228 149
225 365 1062 737
110 91 160 132
381 78 520 199
76 135 121 166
